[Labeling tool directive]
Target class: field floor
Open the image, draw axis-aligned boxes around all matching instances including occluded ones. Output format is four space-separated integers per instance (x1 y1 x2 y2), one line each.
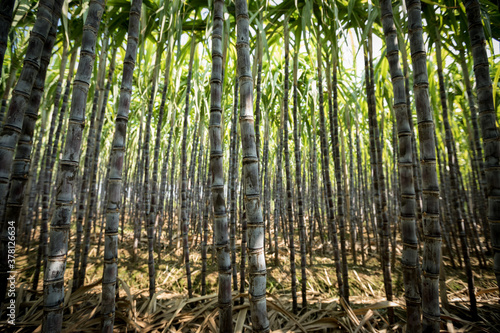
5 219 500 332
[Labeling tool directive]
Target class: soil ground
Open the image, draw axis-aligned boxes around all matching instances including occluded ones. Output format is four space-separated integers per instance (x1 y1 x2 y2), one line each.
4 218 500 332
